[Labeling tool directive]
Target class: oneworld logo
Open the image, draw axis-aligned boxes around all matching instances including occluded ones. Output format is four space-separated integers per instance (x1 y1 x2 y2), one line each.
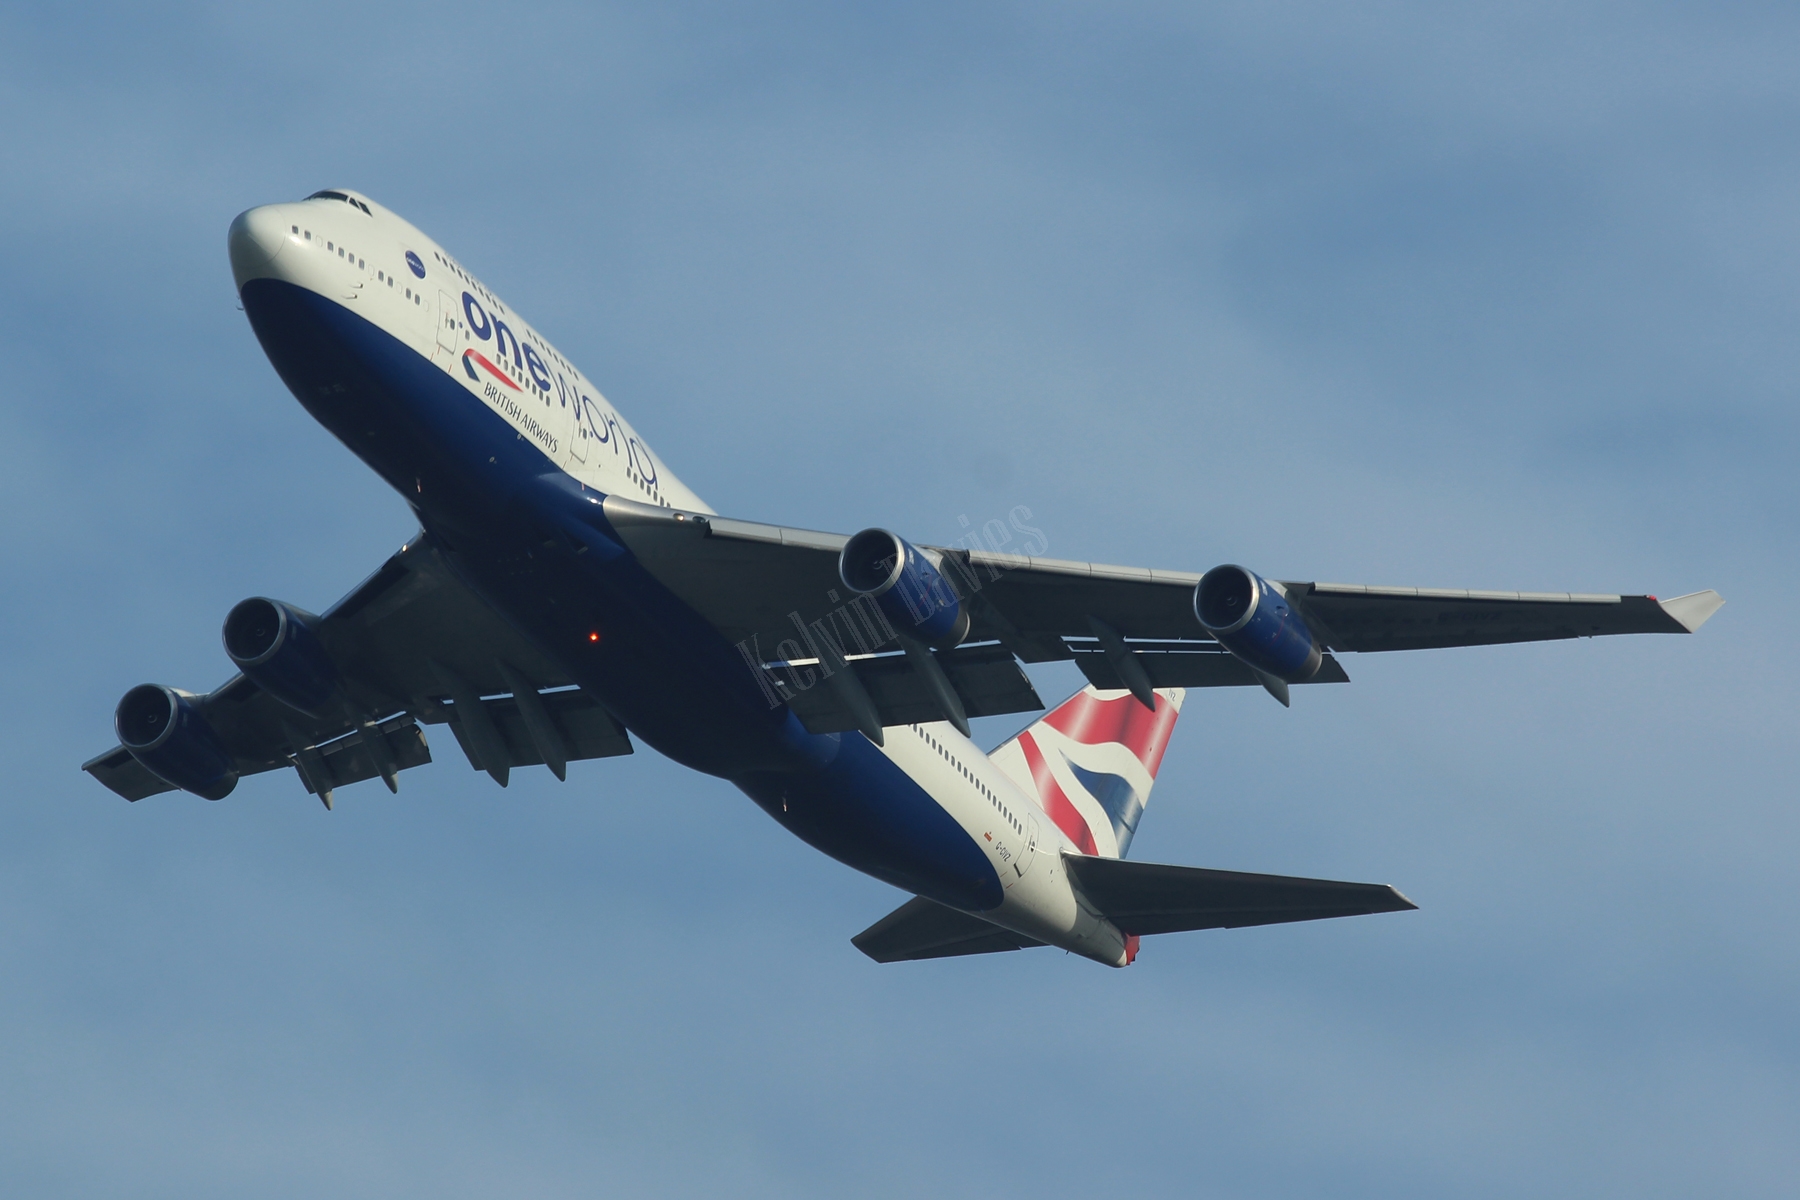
405 250 425 279
459 289 658 486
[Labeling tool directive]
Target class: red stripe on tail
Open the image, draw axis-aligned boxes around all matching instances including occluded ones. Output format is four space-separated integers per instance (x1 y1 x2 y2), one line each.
1042 690 1181 776
1018 731 1097 855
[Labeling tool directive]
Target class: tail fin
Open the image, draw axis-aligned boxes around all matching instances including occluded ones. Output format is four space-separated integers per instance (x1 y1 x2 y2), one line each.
989 686 1185 859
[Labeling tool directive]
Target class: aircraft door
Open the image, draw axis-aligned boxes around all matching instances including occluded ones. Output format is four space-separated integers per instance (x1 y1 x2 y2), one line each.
998 810 1040 889
1015 813 1040 881
566 393 609 468
435 291 460 366
563 381 588 465
542 361 576 465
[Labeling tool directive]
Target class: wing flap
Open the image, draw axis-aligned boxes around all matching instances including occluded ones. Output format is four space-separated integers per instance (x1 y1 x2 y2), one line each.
1069 642 1350 690
299 714 433 796
851 895 1045 963
427 689 633 769
1064 854 1416 935
774 645 1044 734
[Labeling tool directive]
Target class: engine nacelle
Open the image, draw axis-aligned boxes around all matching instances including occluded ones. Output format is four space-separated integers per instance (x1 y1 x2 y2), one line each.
839 528 970 649
1194 564 1322 682
223 597 340 716
115 684 238 800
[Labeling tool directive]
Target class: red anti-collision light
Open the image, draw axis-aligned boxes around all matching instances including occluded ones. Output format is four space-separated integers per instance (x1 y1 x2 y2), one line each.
588 631 601 643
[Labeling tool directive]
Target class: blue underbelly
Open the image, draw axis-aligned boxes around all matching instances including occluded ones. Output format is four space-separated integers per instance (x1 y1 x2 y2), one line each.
240 278 1001 909
737 734 1004 911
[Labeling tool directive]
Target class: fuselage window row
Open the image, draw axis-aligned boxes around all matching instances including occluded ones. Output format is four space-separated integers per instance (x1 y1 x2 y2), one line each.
918 728 1022 834
291 226 388 283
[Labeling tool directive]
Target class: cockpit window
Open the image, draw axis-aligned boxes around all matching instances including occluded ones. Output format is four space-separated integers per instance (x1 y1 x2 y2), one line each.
306 190 373 215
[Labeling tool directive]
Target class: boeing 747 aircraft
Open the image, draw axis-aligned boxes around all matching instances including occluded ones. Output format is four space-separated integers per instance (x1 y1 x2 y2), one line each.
83 189 1723 966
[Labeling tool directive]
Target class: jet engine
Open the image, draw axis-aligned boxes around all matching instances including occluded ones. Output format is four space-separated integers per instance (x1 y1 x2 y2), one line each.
115 684 238 800
839 528 970 649
1194 564 1322 682
222 597 340 716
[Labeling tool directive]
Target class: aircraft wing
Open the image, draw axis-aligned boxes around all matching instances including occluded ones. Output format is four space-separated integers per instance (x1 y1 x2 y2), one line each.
83 534 631 804
600 496 1721 727
1277 581 1723 651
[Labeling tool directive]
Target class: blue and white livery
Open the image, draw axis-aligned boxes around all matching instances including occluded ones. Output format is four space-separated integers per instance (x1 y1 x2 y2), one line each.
83 189 1724 966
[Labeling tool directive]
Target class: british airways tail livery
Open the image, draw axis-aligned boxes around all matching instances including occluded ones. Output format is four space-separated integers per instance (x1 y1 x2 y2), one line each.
83 189 1724 967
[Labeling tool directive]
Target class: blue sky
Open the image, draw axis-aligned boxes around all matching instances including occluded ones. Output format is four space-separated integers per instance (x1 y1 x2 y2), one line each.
2 3 1794 1196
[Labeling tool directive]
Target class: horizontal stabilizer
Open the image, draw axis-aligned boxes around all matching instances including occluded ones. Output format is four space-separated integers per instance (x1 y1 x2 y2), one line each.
852 895 1045 963
1064 854 1416 935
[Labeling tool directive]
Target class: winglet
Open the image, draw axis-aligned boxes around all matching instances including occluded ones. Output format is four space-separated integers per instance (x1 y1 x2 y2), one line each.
1658 590 1725 633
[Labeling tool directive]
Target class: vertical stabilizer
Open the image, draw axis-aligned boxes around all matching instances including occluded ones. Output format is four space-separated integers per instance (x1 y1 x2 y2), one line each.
989 686 1184 859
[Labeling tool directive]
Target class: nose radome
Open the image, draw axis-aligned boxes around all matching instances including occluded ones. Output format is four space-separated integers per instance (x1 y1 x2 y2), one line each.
228 205 290 289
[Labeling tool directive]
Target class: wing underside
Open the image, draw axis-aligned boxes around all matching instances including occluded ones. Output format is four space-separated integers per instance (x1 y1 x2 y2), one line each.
600 496 1719 736
83 535 632 804
87 496 1721 802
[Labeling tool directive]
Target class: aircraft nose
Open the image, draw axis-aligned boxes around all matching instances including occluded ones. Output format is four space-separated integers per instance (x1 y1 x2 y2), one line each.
228 205 290 288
